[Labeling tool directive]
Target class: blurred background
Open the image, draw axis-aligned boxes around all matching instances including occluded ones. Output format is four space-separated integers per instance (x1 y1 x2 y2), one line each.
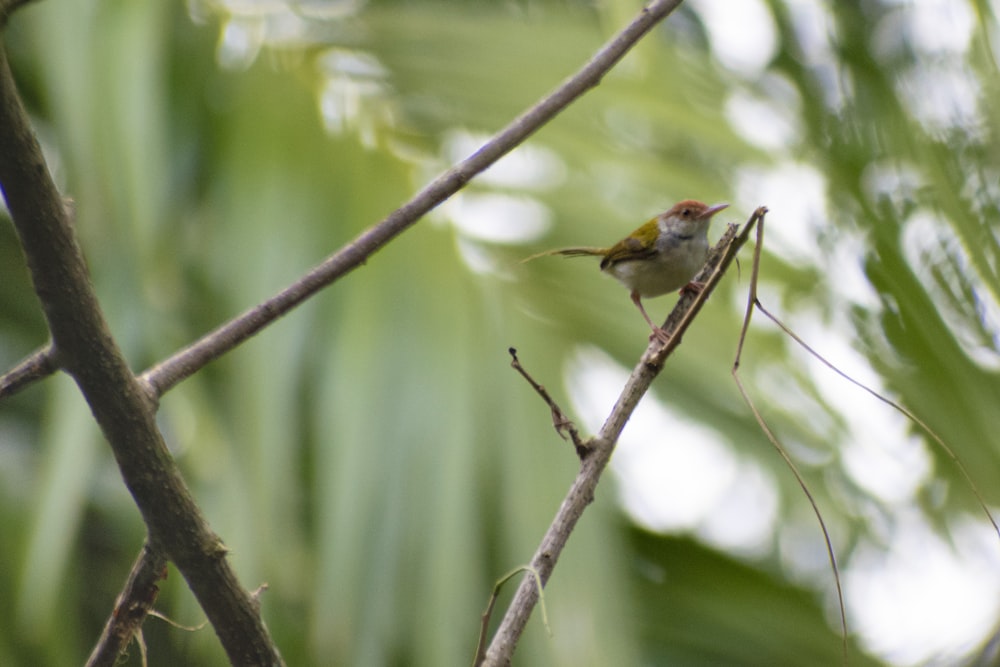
2 0 1000 665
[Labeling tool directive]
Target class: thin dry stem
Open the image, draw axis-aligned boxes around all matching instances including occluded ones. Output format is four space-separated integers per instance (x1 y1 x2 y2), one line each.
756 301 1000 542
731 216 848 665
730 374 849 663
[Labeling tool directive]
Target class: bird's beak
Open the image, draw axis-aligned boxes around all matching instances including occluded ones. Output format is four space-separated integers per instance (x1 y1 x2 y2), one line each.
703 203 729 218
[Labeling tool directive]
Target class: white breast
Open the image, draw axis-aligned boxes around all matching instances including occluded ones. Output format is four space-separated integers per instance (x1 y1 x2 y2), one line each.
603 235 708 298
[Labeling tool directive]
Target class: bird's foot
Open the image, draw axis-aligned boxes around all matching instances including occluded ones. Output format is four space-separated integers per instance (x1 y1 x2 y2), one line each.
649 326 674 345
679 280 705 297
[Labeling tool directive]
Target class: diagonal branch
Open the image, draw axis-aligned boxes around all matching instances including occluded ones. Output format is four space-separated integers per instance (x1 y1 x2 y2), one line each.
0 41 285 666
139 0 688 401
483 208 763 666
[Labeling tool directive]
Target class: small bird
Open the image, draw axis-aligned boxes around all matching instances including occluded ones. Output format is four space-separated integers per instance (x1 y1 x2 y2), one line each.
526 199 728 343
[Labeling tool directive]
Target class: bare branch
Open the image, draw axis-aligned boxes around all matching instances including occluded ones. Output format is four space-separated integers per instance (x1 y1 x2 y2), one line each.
139 0 688 400
0 342 58 399
482 207 759 666
731 205 1000 666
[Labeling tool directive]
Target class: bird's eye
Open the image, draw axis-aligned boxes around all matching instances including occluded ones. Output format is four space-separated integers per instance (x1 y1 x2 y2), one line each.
682 208 691 217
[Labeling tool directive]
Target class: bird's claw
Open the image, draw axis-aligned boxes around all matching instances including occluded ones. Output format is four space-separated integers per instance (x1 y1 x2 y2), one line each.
679 280 705 297
649 326 673 345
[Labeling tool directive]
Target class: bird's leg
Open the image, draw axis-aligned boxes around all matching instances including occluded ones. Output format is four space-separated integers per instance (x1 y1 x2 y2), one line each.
630 291 671 344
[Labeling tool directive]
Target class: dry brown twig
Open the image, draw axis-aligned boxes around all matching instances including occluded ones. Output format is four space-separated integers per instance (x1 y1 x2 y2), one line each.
504 209 846 666
509 347 586 455
0 0 689 405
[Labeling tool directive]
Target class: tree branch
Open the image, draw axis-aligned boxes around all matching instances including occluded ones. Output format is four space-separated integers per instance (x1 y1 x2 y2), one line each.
0 42 284 666
483 209 763 666
0 342 58 398
139 0 687 400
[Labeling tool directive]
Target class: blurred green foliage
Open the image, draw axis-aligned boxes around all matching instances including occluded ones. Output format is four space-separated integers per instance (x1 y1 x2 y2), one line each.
1 0 999 665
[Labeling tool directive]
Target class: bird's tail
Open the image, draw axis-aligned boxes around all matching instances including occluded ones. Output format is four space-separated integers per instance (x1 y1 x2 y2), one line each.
521 247 606 263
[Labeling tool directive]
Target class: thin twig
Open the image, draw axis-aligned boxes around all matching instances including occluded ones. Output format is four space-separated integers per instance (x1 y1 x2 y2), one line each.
139 0 687 401
147 609 209 632
509 347 587 456
755 301 1000 542
482 206 760 666
0 342 59 399
730 215 849 666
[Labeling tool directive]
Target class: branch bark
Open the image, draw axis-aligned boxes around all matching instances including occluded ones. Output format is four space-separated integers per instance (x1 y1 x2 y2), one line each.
0 41 284 666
